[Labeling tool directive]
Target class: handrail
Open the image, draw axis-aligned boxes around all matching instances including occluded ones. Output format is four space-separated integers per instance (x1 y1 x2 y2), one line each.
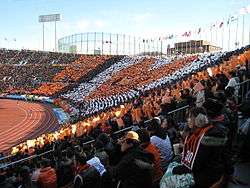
0 149 53 169
168 105 189 114
237 79 250 86
0 155 12 161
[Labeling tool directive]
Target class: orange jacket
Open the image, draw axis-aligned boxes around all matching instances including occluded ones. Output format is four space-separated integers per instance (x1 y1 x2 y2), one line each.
144 143 163 183
37 167 57 188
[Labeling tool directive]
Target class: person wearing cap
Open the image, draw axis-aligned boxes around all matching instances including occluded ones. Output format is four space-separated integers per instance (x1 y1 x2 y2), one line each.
108 131 154 188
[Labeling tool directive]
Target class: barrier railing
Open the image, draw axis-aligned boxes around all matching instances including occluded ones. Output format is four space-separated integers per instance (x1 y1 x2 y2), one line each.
238 79 250 104
167 105 189 123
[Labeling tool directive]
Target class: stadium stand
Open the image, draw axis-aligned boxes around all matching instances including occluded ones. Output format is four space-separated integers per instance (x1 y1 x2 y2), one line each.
0 46 250 188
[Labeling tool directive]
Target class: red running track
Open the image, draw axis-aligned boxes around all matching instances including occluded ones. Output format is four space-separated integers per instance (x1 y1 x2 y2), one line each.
0 99 59 153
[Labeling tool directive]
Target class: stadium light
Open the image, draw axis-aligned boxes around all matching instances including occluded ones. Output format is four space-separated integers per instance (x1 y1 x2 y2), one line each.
39 14 61 51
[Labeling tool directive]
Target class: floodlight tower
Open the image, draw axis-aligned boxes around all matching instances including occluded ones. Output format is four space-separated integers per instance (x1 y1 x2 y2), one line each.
39 14 61 51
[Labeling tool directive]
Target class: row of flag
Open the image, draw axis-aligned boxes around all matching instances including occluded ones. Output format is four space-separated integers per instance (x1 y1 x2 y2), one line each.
150 5 250 41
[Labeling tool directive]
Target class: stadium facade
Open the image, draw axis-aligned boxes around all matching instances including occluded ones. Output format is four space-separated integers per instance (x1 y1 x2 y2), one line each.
58 32 169 55
58 32 222 56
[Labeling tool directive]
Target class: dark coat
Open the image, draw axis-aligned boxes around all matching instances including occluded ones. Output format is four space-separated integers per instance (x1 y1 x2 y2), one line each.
108 146 154 188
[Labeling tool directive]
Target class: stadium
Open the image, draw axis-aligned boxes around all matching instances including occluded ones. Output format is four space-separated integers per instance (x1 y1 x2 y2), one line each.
0 0 250 188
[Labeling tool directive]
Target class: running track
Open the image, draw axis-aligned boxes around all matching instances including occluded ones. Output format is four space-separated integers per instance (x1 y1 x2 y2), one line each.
0 99 59 153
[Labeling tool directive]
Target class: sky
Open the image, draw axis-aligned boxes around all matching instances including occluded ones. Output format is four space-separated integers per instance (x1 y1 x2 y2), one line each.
0 0 249 51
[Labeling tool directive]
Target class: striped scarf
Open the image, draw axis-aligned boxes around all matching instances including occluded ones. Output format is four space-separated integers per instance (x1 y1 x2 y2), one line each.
181 125 213 170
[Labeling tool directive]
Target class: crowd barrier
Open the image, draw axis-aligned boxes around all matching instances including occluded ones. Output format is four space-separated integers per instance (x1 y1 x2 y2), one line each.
238 79 250 103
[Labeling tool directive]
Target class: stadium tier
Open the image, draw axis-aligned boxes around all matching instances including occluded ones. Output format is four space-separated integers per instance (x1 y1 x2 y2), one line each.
0 45 250 188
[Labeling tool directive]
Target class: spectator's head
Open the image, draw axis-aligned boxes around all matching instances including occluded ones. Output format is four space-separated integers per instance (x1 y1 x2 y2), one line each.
160 116 177 129
136 128 150 145
239 100 250 117
18 166 31 183
229 71 236 78
120 131 140 152
40 158 51 168
97 133 110 146
214 91 227 104
76 153 87 166
202 98 223 118
187 107 208 129
147 118 165 139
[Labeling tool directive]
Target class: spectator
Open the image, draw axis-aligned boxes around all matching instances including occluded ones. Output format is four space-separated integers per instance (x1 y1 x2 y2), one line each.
136 128 163 187
225 71 240 98
108 131 154 188
171 107 227 188
17 166 32 188
147 119 173 171
37 159 57 188
0 173 15 188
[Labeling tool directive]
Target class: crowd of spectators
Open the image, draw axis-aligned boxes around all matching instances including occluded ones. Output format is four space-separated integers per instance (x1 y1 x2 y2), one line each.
0 49 122 96
0 64 65 94
60 48 249 119
0 48 80 64
0 46 249 188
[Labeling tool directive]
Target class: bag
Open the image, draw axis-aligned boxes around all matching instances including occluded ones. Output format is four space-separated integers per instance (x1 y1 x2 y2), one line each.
160 162 195 188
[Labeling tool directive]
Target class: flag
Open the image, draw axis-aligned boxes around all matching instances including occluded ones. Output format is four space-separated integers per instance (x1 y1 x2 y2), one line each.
168 34 174 39
182 32 187 37
219 22 224 28
230 15 238 22
198 28 201 34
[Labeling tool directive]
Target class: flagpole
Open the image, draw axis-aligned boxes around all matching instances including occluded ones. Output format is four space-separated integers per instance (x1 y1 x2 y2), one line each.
160 39 163 57
87 32 89 54
215 23 218 47
194 30 196 54
249 22 250 45
138 38 141 54
109 33 112 55
235 18 239 49
210 24 213 44
101 32 104 55
228 20 231 51
242 14 245 47
221 21 224 50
